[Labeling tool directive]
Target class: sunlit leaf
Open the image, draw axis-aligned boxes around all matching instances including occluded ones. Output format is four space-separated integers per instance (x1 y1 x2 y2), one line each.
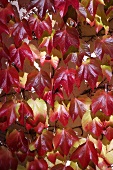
53 128 78 155
29 14 52 39
75 59 102 89
28 0 54 18
26 70 51 97
53 25 79 54
69 96 91 121
0 66 20 93
54 0 79 17
50 101 69 126
71 139 98 169
0 101 18 130
10 43 34 70
30 130 53 156
91 90 113 116
27 157 48 170
11 19 32 47
53 67 76 96
18 101 33 125
94 36 113 60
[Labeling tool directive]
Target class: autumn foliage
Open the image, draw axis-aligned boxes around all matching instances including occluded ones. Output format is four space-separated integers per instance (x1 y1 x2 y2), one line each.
1 0 113 169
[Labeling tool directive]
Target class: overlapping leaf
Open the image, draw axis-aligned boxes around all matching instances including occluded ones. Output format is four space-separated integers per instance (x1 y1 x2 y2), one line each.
53 128 78 155
29 14 52 39
51 164 73 170
53 67 76 96
11 19 32 47
82 110 103 137
71 139 98 169
26 98 47 128
28 0 54 18
0 101 18 130
50 101 69 126
91 90 113 116
9 42 34 70
6 129 28 152
39 36 53 54
54 0 79 17
65 40 91 66
18 101 33 125
75 59 102 89
27 157 48 170
0 146 18 170
0 3 14 24
94 36 113 60
90 117 103 137
53 26 79 54
103 127 113 140
81 0 105 18
69 96 90 121
0 66 20 93
43 88 63 106
40 54 59 69
25 70 51 97
30 130 53 156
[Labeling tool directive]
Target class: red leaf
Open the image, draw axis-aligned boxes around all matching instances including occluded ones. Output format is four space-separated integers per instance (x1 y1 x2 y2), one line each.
0 101 18 130
6 129 28 152
90 117 103 137
18 101 33 125
53 128 78 155
64 52 83 67
27 157 48 170
0 66 20 93
0 3 14 24
29 14 52 39
39 36 53 54
82 0 104 18
54 0 79 17
0 20 9 35
51 164 73 170
28 0 54 18
71 139 98 169
76 59 102 89
9 43 34 70
26 98 47 128
43 88 63 106
53 25 79 54
34 122 45 134
0 44 10 62
11 19 32 47
94 36 113 60
30 130 53 156
65 40 91 66
50 101 69 126
40 54 59 69
103 127 113 141
0 146 18 170
0 0 8 7
69 97 89 121
54 67 76 96
47 152 59 164
91 90 113 116
26 70 51 97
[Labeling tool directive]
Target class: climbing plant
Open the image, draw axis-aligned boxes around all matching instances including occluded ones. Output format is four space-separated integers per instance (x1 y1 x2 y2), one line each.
0 0 113 169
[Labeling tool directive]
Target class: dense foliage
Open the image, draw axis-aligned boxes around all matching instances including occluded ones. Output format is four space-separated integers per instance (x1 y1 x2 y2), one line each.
1 0 113 169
